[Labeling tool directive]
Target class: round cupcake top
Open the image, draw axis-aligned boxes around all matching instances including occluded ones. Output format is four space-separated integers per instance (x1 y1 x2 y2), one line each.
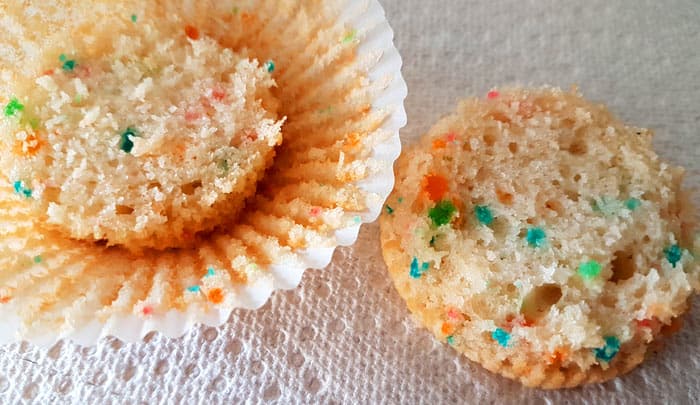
380 87 699 387
1 17 283 250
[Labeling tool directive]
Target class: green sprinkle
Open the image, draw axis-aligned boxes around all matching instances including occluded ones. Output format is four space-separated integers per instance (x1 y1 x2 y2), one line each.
187 285 201 293
33 256 42 264
474 205 494 226
446 335 455 345
593 336 620 362
131 14 137 23
385 205 394 215
525 227 546 247
342 29 357 44
61 55 77 72
74 94 83 104
264 60 275 73
664 244 682 268
625 198 641 211
429 200 457 227
4 98 24 117
578 260 602 279
397 197 404 204
119 127 139 153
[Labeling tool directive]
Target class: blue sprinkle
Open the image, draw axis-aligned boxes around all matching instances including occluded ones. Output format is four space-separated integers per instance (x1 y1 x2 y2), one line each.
409 257 430 279
446 335 455 345
664 244 682 268
593 336 620 362
526 227 546 247
625 198 641 211
206 267 216 277
13 181 32 198
354 216 362 224
474 205 494 226
491 328 511 347
187 285 201 293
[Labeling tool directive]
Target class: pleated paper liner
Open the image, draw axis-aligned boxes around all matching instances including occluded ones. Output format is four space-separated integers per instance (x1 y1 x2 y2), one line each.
0 0 407 346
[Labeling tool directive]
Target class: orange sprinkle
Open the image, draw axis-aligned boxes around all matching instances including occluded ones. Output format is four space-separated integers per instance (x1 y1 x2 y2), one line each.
13 131 44 157
422 174 449 202
496 188 514 205
208 288 224 304
42 69 54 76
0 296 11 304
432 139 446 149
441 322 455 335
185 25 200 40
548 347 568 365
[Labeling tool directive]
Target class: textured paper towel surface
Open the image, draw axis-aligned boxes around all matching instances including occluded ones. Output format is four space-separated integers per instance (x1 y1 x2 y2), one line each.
1 0 699 403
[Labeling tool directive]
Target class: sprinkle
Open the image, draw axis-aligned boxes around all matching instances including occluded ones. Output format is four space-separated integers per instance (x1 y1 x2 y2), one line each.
446 133 457 143
625 198 641 211
409 257 430 279
353 216 362 224
525 227 546 247
142 306 154 316
446 335 455 345
205 267 216 277
212 87 226 101
491 328 511 347
185 25 200 40
12 181 32 198
131 14 137 23
310 206 322 217
578 260 602 279
422 174 449 202
186 285 201 293
636 319 655 329
432 139 447 149
397 197 404 204
474 205 494 226
119 127 139 153
385 205 394 215
342 29 357 43
264 60 275 73
664 244 682 268
33 256 42 264
429 200 457 227
59 54 77 72
441 322 455 335
4 98 24 117
429 236 436 247
208 288 224 304
446 308 460 320
593 336 620 362
487 90 500 100
0 296 12 304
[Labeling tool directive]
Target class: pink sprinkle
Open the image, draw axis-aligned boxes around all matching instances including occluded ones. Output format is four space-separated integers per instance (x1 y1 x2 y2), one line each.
185 109 201 121
487 90 500 100
447 308 460 320
310 207 322 217
212 87 226 101
446 133 457 143
142 306 154 315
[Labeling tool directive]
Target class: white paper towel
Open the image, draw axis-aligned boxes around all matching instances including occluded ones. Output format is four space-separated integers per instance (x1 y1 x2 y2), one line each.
1 0 698 403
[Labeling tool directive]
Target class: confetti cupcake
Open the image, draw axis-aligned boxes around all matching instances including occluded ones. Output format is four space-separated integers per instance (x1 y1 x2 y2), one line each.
380 87 699 388
0 0 406 345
